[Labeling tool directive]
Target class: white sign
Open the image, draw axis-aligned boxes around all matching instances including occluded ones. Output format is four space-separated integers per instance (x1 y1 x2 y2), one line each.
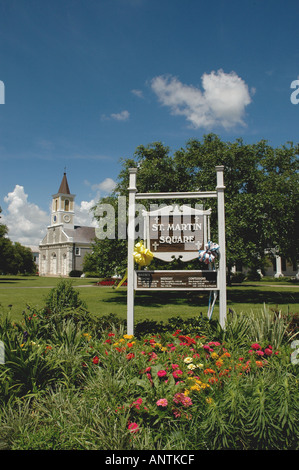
126 166 227 334
145 204 211 262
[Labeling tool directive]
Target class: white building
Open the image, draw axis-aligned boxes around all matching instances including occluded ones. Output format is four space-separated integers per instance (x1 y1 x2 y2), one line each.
39 173 95 277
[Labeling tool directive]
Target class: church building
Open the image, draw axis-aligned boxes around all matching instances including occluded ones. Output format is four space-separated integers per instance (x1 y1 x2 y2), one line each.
39 173 96 276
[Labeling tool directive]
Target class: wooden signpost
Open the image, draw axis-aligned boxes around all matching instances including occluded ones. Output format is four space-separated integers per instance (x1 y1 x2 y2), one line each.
126 166 227 335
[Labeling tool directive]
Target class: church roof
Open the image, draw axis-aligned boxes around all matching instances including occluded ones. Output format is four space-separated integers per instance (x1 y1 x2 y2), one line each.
58 173 70 194
64 226 96 244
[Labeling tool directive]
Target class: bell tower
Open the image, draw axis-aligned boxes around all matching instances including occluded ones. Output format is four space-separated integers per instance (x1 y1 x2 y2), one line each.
51 172 75 229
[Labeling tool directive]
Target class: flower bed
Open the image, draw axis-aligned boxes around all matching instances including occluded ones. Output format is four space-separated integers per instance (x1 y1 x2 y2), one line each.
0 296 298 450
90 330 285 436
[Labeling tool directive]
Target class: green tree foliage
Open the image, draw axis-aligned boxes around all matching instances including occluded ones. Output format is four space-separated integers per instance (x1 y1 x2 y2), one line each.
0 207 36 275
85 135 299 277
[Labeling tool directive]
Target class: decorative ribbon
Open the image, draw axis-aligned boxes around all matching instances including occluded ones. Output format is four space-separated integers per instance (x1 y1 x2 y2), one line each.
115 242 153 289
133 241 154 267
198 241 219 265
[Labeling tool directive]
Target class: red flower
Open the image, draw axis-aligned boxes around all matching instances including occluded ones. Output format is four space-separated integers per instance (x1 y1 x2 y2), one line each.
126 353 135 360
92 356 99 364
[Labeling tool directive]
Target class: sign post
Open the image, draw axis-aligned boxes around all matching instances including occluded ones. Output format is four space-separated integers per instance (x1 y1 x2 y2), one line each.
126 166 227 335
127 168 137 335
216 166 227 329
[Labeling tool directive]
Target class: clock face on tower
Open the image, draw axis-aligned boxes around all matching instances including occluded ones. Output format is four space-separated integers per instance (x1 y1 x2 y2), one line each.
63 214 71 223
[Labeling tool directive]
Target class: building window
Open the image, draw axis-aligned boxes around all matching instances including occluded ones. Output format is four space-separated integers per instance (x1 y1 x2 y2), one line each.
75 247 80 256
65 199 69 211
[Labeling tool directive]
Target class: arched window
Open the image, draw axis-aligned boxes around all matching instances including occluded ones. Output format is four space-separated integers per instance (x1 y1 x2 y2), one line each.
65 199 69 211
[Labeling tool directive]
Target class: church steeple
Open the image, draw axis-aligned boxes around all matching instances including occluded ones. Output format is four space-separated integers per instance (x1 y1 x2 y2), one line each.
58 172 71 195
51 172 75 229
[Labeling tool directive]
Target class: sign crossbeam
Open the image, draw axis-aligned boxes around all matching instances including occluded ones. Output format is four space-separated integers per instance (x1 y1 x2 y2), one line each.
135 191 217 200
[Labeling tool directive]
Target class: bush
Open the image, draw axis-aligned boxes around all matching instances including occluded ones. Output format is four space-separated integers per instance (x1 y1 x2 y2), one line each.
69 270 83 277
44 279 87 314
230 272 246 284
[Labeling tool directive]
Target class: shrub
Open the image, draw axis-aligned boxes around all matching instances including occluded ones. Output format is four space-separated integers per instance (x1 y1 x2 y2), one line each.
44 279 87 314
69 270 83 277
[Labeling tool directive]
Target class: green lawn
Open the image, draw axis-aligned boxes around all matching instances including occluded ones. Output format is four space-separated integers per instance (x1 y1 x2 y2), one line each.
0 275 298 324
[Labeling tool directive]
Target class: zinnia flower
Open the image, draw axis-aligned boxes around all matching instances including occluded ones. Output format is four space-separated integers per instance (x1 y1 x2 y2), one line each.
157 370 167 378
156 398 168 407
172 369 183 379
184 357 193 363
128 422 139 433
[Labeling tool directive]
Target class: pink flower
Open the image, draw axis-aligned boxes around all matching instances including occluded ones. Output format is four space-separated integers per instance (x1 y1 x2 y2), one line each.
156 398 168 407
256 350 264 356
265 348 272 356
157 370 167 378
172 369 183 379
173 393 193 407
128 422 139 433
251 343 261 350
132 398 143 410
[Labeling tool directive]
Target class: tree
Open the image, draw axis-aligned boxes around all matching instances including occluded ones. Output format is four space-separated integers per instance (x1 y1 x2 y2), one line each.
0 207 36 275
86 135 299 278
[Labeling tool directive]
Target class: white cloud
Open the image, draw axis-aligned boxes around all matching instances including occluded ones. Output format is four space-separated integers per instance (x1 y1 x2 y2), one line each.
110 110 130 121
151 70 252 129
102 110 130 121
131 89 144 98
2 185 49 246
75 199 98 228
91 177 117 193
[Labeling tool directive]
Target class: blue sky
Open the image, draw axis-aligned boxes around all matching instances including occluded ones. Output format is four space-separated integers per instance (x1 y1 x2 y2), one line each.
0 0 298 245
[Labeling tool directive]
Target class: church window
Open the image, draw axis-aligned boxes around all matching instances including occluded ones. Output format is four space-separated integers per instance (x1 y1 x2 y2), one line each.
75 247 80 256
65 199 69 211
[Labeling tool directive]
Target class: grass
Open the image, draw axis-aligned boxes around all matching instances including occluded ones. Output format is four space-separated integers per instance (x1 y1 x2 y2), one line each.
0 275 298 324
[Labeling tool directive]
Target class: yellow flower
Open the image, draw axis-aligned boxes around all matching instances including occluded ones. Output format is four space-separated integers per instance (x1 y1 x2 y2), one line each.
190 384 202 392
161 347 167 352
206 397 213 404
123 334 134 340
201 383 210 389
211 352 219 359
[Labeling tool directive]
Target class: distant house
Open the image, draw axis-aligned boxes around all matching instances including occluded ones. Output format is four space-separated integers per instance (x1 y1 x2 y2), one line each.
39 173 95 276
